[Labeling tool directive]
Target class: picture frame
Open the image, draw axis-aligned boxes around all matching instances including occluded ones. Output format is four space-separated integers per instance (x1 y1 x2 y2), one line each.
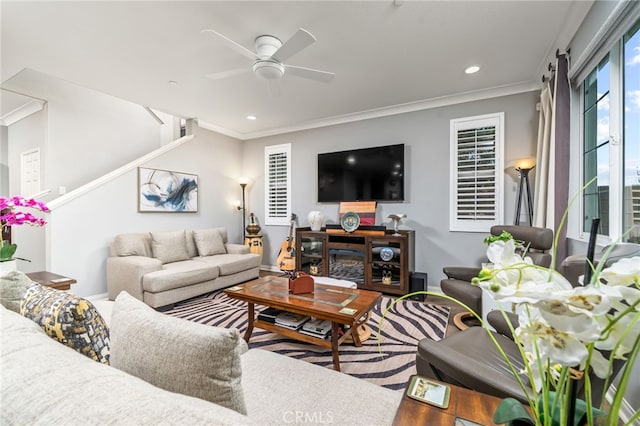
406 376 450 409
138 167 198 213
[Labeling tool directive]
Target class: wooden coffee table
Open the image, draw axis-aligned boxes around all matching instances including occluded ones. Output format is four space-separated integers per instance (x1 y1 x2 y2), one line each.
224 276 382 371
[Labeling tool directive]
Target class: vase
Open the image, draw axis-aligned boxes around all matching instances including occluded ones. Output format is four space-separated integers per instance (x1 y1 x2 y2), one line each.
308 211 324 231
246 214 261 236
0 259 18 277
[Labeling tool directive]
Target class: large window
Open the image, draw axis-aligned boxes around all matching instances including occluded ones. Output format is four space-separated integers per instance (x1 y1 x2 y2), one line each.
581 21 640 243
449 113 504 232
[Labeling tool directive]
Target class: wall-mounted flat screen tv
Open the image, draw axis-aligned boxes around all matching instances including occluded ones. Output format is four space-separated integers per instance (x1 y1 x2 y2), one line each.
317 144 405 203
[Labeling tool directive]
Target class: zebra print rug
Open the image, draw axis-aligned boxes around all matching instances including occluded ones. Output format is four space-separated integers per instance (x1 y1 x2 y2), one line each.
165 291 450 390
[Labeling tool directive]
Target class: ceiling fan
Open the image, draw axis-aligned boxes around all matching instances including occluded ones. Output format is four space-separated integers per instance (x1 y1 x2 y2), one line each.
201 27 335 93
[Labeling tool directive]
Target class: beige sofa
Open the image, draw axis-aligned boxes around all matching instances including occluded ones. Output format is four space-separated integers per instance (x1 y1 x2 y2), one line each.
107 227 260 308
0 298 402 425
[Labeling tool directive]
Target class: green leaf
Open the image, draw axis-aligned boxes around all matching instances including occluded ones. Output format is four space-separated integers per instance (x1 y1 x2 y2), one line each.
0 242 17 261
493 398 534 425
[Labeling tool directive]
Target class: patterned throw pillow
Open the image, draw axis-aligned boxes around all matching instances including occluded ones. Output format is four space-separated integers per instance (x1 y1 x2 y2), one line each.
20 283 110 364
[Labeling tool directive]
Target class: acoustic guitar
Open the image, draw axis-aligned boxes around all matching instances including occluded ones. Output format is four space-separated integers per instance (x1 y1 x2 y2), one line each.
277 213 297 272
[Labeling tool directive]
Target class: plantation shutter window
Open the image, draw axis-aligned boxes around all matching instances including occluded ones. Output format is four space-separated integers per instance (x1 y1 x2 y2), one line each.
264 143 291 226
449 113 504 232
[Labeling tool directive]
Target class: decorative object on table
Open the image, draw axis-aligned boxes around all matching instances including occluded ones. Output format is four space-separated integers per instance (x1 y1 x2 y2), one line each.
0 195 49 274
340 211 360 232
276 213 297 272
245 212 261 236
512 157 535 226
307 210 324 231
138 167 198 213
288 271 315 294
339 201 376 225
387 213 406 236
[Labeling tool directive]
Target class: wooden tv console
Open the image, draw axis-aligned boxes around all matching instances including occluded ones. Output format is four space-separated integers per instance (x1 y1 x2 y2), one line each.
295 227 415 296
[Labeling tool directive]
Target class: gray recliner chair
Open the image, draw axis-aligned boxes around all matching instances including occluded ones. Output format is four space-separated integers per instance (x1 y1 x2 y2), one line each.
440 225 554 316
416 242 639 406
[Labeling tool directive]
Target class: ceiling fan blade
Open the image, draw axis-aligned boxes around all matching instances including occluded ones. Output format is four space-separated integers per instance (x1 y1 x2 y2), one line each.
271 28 316 62
285 64 335 83
201 29 257 60
205 68 251 81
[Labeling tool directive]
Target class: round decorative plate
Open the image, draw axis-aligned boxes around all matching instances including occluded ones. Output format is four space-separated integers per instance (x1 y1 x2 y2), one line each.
379 247 394 261
340 211 360 232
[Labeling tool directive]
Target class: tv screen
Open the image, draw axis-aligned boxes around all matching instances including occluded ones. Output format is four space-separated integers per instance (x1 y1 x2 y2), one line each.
317 144 404 203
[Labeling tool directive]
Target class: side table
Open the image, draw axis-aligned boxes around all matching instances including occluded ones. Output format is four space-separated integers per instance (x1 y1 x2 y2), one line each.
393 375 503 425
26 271 76 291
244 234 263 263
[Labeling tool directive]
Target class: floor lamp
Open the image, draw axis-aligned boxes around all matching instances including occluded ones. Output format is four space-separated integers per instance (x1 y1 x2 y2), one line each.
236 177 249 240
513 158 535 226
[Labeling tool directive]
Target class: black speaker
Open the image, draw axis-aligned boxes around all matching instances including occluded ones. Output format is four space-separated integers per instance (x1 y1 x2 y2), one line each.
409 272 428 301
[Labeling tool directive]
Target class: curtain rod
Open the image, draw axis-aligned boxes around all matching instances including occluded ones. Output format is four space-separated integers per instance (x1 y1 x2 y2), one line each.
541 48 570 83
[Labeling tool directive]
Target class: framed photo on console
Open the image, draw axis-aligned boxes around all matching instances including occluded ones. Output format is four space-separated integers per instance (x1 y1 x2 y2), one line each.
406 376 450 409
138 167 198 213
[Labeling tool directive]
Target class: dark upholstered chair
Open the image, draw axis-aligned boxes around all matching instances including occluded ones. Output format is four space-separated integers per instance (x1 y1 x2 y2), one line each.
417 243 639 406
440 225 554 316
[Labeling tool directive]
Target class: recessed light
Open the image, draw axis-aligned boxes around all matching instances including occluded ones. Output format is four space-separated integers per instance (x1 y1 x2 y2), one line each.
168 80 178 86
465 65 480 74
247 115 257 120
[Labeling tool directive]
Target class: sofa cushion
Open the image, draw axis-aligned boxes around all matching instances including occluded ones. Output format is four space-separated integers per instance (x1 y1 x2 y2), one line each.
0 270 33 313
241 349 402 425
110 292 248 414
151 230 189 264
142 260 219 293
185 229 199 258
193 228 226 256
19 283 110 364
0 305 254 425
194 253 260 276
112 232 152 257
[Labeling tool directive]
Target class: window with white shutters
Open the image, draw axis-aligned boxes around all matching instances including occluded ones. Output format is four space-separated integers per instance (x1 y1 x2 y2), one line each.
449 113 504 232
264 143 291 226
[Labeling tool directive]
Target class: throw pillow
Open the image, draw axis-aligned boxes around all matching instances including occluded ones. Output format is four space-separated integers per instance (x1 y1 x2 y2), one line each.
19 283 110 364
193 228 226 256
0 270 34 313
150 229 189 264
112 233 151 257
109 291 247 414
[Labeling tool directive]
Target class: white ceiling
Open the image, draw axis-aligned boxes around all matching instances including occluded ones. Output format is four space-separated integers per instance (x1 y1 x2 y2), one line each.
1 1 592 140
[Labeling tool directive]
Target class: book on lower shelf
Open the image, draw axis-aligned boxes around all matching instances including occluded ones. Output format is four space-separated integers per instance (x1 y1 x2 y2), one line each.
275 312 310 330
257 307 284 323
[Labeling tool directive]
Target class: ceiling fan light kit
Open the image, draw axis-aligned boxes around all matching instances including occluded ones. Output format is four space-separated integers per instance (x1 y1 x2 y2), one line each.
253 60 285 80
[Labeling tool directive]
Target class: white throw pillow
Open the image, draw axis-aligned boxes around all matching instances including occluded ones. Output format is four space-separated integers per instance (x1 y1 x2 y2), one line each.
150 230 189 264
193 228 226 256
109 292 248 414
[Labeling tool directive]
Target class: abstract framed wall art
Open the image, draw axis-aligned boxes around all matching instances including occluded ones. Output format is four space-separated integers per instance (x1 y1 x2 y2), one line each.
138 167 198 212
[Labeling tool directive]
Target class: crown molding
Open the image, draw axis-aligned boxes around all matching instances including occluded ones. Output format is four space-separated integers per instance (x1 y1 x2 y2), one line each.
198 81 539 141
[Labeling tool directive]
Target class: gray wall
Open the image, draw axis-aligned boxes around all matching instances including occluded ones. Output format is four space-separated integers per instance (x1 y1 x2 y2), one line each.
242 91 540 289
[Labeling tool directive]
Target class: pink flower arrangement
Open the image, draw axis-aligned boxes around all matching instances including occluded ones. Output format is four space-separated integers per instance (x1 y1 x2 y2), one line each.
0 196 49 262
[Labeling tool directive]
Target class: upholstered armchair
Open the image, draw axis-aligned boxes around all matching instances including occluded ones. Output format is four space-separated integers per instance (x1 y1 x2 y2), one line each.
440 225 554 316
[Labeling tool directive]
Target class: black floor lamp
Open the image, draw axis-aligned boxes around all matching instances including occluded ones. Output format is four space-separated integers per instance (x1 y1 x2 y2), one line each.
236 177 249 239
513 158 535 226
